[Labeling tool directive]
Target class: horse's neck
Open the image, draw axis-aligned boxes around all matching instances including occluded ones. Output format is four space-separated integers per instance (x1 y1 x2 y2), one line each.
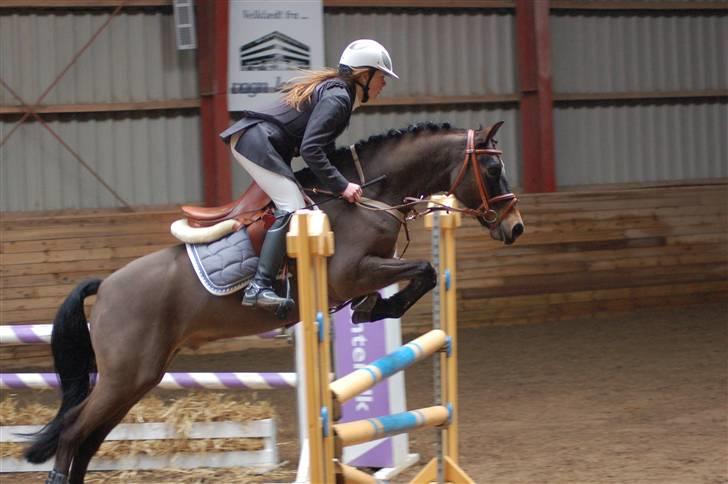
357 135 458 206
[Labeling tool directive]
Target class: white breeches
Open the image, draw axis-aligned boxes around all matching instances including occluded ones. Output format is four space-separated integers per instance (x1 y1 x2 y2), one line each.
230 135 305 213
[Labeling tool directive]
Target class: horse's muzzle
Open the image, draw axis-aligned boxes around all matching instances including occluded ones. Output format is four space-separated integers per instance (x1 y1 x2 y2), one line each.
504 222 524 245
490 220 524 245
510 222 524 240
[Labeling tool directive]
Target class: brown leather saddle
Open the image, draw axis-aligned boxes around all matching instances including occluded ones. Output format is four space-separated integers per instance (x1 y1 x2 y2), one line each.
181 183 275 254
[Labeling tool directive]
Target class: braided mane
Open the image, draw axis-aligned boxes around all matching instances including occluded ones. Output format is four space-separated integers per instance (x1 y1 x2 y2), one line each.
333 121 453 158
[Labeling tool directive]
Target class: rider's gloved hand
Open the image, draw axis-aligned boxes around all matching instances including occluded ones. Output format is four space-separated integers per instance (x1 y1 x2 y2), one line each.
341 182 363 203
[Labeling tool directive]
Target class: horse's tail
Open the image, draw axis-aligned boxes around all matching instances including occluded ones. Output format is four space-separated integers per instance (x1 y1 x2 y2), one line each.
24 278 102 463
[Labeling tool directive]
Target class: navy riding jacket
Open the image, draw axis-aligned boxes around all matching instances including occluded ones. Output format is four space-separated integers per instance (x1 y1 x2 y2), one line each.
219 78 356 193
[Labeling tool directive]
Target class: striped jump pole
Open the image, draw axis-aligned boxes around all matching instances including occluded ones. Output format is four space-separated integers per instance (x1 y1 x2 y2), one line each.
0 324 287 345
0 372 297 391
0 324 53 344
329 329 446 410
333 405 451 454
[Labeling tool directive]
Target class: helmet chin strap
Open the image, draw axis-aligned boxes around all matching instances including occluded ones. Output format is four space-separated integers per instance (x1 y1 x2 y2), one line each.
339 65 377 104
356 68 377 104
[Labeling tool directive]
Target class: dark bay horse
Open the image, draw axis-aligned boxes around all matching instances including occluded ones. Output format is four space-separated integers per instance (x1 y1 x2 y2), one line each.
27 121 523 484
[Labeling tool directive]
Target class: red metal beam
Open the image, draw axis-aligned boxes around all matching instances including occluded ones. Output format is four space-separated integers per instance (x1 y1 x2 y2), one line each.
515 0 556 193
197 0 231 206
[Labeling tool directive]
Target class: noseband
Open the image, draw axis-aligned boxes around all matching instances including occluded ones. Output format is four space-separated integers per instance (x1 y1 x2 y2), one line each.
447 129 518 228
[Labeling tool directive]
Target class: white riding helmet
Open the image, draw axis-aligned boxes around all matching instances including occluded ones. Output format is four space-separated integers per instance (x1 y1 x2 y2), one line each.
339 39 399 79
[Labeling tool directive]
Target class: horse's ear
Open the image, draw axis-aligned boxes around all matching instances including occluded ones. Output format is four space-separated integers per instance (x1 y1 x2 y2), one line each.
484 121 505 143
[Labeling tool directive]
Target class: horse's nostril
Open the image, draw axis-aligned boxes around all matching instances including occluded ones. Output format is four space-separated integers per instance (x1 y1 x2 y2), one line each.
512 223 524 239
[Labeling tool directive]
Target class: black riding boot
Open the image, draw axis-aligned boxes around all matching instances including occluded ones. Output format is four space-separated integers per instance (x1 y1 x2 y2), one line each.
242 210 294 318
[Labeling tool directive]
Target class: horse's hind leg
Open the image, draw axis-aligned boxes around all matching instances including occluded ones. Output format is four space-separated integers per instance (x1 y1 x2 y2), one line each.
68 420 120 483
66 382 154 484
70 349 179 480
53 366 166 484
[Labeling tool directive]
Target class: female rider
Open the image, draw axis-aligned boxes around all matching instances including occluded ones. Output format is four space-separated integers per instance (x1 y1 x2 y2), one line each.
219 39 398 318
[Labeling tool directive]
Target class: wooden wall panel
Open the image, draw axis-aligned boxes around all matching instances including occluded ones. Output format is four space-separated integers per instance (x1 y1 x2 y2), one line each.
1 208 180 367
1 182 726 367
402 182 728 331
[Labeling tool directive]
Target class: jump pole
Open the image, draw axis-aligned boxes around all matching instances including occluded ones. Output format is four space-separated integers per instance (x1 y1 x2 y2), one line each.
329 329 447 406
0 372 296 390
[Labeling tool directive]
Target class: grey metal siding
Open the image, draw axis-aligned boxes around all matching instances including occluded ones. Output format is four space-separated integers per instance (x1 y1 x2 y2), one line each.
1 9 201 211
1 113 202 211
555 0 726 5
555 102 727 186
324 10 517 97
0 10 198 106
551 11 727 186
3 6 725 211
551 13 726 93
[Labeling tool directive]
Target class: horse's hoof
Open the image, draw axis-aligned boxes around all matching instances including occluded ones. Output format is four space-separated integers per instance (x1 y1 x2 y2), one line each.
351 293 380 324
46 469 68 484
275 300 295 320
351 311 371 324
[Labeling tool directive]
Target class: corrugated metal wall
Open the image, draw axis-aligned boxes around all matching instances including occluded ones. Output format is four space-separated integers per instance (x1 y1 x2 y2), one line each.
551 13 725 93
0 10 198 105
3 5 726 211
555 102 727 186
324 10 517 98
0 8 201 211
1 113 201 211
558 0 725 5
551 11 727 186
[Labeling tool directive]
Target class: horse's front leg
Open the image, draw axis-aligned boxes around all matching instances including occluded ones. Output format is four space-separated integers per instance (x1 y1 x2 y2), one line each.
347 256 437 323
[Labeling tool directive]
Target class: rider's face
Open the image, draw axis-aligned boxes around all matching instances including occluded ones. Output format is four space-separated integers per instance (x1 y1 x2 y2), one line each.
367 71 387 100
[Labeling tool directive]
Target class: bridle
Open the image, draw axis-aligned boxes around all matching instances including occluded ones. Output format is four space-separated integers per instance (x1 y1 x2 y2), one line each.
446 128 518 228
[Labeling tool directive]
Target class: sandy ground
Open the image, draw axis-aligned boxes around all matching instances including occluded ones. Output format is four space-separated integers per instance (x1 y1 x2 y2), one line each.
3 302 726 483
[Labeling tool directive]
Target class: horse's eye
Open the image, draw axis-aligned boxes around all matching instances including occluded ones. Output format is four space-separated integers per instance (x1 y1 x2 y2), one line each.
486 165 501 178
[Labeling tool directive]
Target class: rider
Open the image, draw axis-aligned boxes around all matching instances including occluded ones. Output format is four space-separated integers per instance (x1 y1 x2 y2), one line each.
219 39 399 317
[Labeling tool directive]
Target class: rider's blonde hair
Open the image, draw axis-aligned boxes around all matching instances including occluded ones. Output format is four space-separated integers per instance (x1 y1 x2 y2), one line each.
281 67 372 111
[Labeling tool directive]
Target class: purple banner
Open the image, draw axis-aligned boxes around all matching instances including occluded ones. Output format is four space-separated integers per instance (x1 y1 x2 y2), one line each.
333 304 394 468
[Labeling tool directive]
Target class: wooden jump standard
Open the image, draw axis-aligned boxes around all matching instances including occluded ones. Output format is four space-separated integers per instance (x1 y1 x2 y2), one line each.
287 197 474 483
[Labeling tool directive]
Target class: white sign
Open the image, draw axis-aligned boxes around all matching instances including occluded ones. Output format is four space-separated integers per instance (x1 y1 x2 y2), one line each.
228 0 325 111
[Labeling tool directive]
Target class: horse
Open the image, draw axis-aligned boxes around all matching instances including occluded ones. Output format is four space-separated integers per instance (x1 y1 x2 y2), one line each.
26 121 524 484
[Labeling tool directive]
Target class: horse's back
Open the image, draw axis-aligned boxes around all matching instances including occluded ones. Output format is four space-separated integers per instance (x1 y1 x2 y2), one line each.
91 243 288 353
98 244 187 310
